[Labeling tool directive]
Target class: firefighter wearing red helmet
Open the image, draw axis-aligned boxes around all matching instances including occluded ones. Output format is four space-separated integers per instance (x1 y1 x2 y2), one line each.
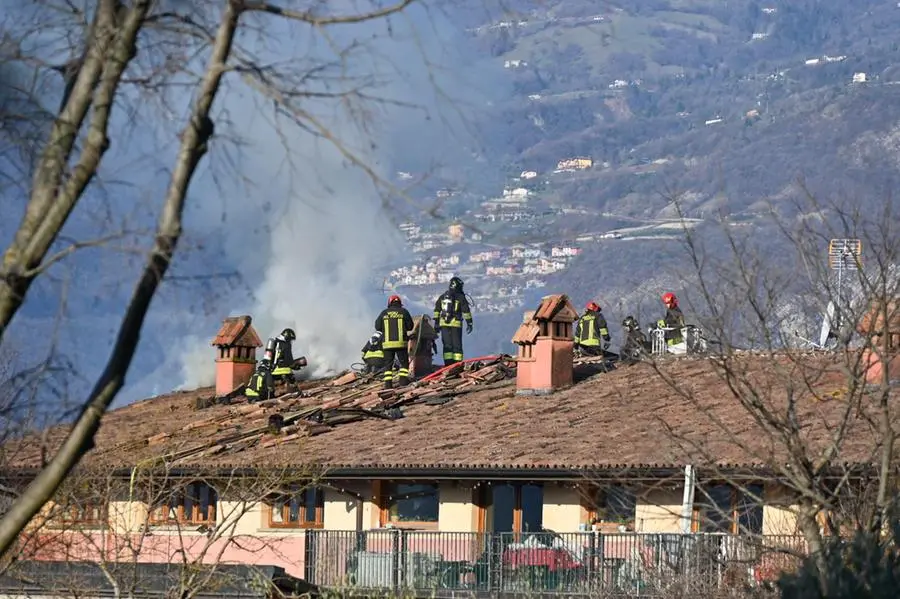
574 300 611 356
659 292 685 346
375 294 414 389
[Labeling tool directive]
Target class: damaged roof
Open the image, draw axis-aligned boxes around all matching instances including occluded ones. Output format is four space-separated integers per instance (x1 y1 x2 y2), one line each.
4 353 894 477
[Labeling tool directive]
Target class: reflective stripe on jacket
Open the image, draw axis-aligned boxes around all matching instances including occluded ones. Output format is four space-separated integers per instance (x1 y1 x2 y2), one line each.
433 291 473 328
375 308 414 349
362 340 384 359
574 310 609 346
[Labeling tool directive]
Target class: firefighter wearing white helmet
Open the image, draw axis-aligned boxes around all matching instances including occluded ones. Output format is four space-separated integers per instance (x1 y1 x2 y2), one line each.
361 331 385 374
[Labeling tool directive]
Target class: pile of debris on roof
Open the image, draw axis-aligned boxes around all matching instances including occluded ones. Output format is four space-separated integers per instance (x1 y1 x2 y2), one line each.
146 356 518 459
115 351 622 466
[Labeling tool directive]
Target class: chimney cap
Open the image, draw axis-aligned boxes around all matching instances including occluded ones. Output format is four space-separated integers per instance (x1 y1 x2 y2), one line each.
211 315 263 348
533 294 578 323
511 295 577 345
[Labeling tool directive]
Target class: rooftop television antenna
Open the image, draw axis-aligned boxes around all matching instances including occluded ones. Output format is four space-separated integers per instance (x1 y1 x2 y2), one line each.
819 239 862 347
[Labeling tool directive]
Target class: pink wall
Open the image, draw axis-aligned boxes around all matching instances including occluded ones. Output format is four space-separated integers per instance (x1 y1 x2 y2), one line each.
24 530 308 578
24 530 482 586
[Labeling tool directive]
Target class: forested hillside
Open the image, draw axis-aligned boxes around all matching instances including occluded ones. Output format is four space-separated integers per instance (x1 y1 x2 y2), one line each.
458 0 900 353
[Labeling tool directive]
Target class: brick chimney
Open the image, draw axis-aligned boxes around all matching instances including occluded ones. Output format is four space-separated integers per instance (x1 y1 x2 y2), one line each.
408 315 438 378
211 315 263 396
512 294 578 394
857 298 900 385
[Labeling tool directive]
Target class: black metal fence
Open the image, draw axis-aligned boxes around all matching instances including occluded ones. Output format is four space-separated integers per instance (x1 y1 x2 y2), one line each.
303 530 808 595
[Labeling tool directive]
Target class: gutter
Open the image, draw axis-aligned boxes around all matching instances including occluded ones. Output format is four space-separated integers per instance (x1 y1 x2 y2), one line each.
2 463 875 483
126 465 685 482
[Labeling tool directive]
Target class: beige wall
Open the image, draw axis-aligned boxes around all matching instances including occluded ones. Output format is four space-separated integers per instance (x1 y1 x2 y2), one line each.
109 500 147 534
635 488 683 533
218 500 262 535
324 489 359 530
542 484 582 533
437 484 477 532
47 478 806 538
762 484 799 535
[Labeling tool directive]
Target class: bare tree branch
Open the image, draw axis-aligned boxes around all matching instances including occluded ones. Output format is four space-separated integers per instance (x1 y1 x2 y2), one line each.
0 0 236 557
241 0 416 25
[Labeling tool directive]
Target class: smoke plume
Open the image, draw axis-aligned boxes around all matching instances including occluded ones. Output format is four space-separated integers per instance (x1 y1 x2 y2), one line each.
170 4 489 390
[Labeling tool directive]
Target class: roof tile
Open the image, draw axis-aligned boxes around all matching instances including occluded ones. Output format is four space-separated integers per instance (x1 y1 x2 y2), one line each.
6 352 893 475
511 322 540 345
533 294 578 322
210 316 262 348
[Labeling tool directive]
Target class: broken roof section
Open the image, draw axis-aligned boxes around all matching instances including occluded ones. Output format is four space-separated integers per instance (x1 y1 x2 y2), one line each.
210 315 262 348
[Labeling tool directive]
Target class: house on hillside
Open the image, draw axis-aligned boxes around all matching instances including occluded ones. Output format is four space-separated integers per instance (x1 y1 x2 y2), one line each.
4 295 896 594
555 157 593 171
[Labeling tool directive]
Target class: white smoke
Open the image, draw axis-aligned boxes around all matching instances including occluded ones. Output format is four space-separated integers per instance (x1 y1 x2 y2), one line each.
237 149 403 380
171 11 447 389
174 101 405 387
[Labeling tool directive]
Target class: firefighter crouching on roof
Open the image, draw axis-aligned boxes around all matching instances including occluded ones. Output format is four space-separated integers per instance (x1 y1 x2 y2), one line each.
264 327 307 383
574 301 611 356
433 276 473 366
361 331 385 374
658 292 685 346
620 316 650 362
375 295 414 389
245 358 275 402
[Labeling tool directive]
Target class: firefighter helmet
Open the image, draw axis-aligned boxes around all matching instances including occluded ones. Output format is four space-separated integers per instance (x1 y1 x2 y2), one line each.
388 294 402 306
661 292 677 307
281 328 296 341
449 276 464 291
370 331 382 344
622 316 638 329
586 301 600 312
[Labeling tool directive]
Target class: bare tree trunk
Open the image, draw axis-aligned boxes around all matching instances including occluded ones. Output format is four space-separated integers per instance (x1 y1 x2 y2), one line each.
874 314 895 535
0 1 240 557
797 502 829 596
0 0 141 342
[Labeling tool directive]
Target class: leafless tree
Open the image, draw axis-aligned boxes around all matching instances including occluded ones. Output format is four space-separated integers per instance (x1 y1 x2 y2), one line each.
0 0 441 558
644 193 900 594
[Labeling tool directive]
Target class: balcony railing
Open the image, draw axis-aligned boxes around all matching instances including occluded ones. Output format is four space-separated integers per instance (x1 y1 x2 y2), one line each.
303 530 808 595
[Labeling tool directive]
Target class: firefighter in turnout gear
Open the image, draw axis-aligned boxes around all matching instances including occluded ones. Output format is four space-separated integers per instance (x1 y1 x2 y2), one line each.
574 301 611 356
433 276 473 366
245 359 275 402
266 328 307 382
375 295 414 389
620 316 650 362
361 331 386 374
659 292 685 346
